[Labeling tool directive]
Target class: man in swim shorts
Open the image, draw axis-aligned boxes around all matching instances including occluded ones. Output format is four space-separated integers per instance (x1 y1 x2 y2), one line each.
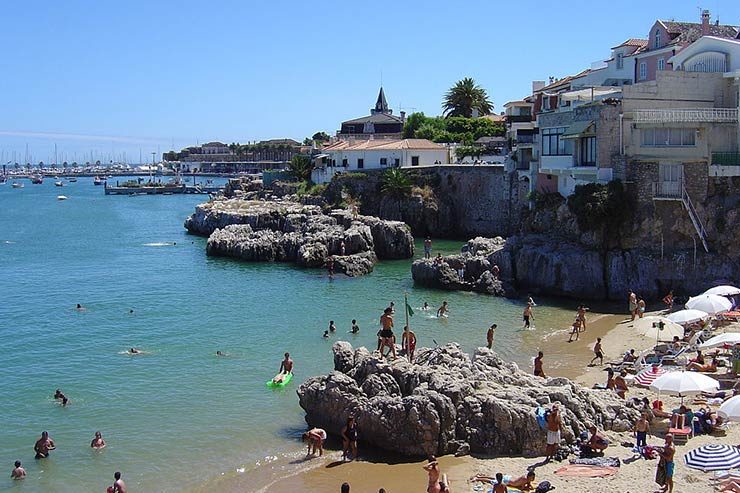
11 460 26 480
402 325 417 363
379 308 396 359
656 434 675 493
273 352 294 384
34 431 55 459
545 404 562 461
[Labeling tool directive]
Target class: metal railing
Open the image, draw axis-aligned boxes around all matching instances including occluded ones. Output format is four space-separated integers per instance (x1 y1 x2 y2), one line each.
681 186 709 253
633 108 739 123
712 152 740 166
652 180 683 199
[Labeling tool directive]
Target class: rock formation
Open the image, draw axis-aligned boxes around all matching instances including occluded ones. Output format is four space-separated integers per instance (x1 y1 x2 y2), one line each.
185 199 413 276
297 342 639 457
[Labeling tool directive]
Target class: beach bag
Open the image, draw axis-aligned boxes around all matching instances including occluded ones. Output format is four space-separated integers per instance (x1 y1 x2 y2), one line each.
535 480 555 493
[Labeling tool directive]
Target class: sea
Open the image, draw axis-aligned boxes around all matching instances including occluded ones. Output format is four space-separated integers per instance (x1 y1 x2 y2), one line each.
0 177 594 492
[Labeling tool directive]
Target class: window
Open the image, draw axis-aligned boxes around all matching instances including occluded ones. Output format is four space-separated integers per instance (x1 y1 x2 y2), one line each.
347 125 355 134
541 127 573 156
357 158 364 169
639 62 647 80
641 128 696 147
342 158 348 167
657 58 665 71
581 136 596 165
394 158 400 167
654 29 661 49
411 156 420 166
380 158 387 166
542 97 550 111
616 53 624 69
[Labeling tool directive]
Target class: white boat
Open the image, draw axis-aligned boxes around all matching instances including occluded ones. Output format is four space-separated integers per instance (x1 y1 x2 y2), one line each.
57 195 68 200
68 177 77 182
93 176 105 185
12 182 24 188
55 181 64 187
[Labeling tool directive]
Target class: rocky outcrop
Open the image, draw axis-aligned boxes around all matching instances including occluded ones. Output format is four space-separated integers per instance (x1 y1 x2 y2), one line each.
298 342 639 457
186 199 413 276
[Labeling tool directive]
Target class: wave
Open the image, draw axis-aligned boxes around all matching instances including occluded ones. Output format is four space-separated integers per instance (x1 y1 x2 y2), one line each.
143 242 176 247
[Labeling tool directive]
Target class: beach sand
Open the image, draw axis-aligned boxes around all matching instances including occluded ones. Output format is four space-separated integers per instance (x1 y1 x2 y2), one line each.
245 310 740 493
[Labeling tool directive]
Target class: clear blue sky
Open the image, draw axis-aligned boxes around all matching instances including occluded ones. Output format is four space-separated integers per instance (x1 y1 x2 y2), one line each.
1 0 739 164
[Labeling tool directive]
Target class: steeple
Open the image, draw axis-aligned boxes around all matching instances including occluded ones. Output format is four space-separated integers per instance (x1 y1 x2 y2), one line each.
371 87 391 115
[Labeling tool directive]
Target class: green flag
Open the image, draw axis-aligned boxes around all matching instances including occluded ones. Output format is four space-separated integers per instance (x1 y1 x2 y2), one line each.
406 301 414 317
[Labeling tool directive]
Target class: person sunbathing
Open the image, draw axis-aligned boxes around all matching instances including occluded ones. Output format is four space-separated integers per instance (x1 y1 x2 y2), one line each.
652 400 672 419
687 357 718 373
471 471 536 491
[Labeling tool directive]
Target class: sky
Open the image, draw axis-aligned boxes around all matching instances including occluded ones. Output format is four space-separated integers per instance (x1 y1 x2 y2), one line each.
1 0 739 164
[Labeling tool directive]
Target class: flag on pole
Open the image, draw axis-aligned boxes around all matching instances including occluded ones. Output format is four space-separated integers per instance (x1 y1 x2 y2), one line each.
405 299 414 317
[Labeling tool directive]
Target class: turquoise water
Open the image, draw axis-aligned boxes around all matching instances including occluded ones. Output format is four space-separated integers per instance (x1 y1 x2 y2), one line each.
0 179 580 492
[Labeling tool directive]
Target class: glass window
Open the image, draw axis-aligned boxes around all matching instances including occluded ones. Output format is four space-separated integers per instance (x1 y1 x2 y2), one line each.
655 128 669 146
640 128 697 147
657 58 665 71
668 128 681 146
639 62 647 80
581 137 596 165
641 128 655 146
617 53 624 69
541 128 570 156
380 158 387 166
682 128 695 146
655 29 661 48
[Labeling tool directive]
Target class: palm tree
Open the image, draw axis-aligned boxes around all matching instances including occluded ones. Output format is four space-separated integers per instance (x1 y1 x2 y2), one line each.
381 168 412 198
442 77 493 118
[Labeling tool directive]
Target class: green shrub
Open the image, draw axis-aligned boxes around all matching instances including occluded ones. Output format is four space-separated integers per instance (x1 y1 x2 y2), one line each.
381 168 412 197
529 190 565 210
567 180 632 234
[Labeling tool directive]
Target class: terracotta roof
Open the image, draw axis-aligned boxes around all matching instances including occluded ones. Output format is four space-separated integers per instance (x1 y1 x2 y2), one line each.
323 139 444 151
481 114 506 123
612 38 648 49
537 69 591 93
658 20 739 46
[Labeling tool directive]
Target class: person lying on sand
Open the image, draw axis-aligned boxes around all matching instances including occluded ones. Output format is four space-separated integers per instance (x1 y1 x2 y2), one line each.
687 357 719 373
471 471 536 491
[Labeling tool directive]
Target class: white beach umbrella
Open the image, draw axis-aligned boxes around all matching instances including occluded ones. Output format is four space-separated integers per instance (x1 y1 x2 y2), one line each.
667 309 710 325
703 285 740 297
718 396 740 421
699 332 740 350
650 370 720 397
686 294 733 315
635 316 685 342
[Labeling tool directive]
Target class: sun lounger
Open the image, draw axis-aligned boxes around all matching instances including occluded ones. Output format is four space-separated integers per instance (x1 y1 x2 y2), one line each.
668 413 693 444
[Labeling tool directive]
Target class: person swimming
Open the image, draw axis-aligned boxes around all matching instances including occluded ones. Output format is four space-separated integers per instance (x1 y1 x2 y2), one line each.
128 347 141 355
216 350 228 357
90 431 106 450
329 320 336 332
75 303 85 311
422 302 430 311
436 301 449 318
350 319 359 334
323 330 330 338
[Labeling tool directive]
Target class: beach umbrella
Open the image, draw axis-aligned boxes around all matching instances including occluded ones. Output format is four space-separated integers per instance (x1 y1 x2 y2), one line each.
684 444 740 472
703 285 740 297
635 316 684 342
699 332 740 350
634 365 667 387
686 295 732 315
650 370 720 397
667 309 710 325
718 396 740 421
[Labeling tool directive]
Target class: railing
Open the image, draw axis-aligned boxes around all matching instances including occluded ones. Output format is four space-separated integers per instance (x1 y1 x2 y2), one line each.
633 108 739 123
712 152 740 166
515 134 536 144
652 180 683 199
681 186 709 253
506 114 534 123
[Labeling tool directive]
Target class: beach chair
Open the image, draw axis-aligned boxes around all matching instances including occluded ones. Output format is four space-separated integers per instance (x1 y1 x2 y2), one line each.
668 413 693 445
659 346 690 366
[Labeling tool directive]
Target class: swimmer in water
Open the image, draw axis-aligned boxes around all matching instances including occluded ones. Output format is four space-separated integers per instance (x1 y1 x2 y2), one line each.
323 330 330 338
11 460 26 480
216 350 227 357
54 389 65 400
128 347 141 355
34 431 56 459
437 301 449 318
329 320 336 333
75 303 85 311
90 431 106 450
422 302 430 311
273 352 294 384
350 319 359 334
129 309 134 314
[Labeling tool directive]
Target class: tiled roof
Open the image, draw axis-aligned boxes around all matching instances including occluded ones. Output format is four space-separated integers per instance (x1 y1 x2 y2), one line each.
537 69 591 93
342 112 404 125
323 139 444 151
482 114 506 123
612 38 648 49
658 20 739 46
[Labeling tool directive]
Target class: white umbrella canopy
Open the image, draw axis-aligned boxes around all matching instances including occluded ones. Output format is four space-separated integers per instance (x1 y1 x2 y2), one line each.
635 316 685 341
686 294 733 315
699 332 740 350
650 370 720 397
718 395 740 420
667 309 710 325
703 285 740 297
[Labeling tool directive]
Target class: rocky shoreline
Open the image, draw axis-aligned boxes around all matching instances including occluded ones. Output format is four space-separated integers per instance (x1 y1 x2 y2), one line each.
184 199 414 276
297 342 639 458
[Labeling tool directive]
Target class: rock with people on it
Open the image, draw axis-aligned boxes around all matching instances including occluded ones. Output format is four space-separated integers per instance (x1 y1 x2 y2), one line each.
187 199 414 276
297 342 639 458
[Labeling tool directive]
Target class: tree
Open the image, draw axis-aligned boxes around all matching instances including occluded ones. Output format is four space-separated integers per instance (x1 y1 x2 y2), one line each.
312 131 330 142
381 168 412 198
288 154 314 182
442 77 493 118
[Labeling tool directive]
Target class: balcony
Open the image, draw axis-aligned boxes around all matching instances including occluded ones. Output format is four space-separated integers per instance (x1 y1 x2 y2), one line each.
515 134 536 145
633 108 739 124
506 114 534 123
712 152 740 166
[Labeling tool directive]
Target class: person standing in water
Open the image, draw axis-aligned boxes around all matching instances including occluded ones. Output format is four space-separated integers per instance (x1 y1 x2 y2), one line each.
523 303 534 329
402 325 417 363
350 319 359 334
273 353 294 384
423 456 440 493
111 471 127 493
329 321 337 333
424 237 432 259
534 351 546 378
34 431 55 459
379 308 396 359
11 461 26 480
436 301 449 318
487 324 496 349
91 431 106 450
577 305 589 331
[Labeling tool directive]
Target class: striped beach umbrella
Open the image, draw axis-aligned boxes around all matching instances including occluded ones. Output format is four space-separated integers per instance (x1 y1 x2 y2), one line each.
634 365 667 387
684 444 740 472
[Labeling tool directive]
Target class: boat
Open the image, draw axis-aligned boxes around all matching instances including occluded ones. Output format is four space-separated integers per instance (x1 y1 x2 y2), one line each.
68 177 77 182
0 176 7 185
12 182 24 188
93 176 105 185
31 175 43 184
57 195 68 200
55 181 64 187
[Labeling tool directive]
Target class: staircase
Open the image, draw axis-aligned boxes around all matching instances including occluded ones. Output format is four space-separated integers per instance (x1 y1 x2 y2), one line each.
681 185 709 253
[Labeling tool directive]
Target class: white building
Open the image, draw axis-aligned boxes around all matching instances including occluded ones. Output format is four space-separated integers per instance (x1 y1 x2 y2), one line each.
311 139 449 184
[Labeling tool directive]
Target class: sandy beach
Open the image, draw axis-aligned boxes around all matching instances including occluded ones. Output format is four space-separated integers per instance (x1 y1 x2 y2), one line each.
252 308 740 493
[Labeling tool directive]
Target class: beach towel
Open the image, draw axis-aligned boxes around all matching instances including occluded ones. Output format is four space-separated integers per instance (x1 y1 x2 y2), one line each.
555 464 618 478
535 406 547 430
569 456 621 468
655 461 667 486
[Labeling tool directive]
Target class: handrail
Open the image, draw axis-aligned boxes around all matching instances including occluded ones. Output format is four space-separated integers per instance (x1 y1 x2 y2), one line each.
681 185 709 253
633 108 739 123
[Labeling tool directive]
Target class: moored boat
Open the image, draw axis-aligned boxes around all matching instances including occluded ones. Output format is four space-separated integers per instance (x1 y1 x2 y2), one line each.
31 175 43 184
55 181 64 187
12 182 24 188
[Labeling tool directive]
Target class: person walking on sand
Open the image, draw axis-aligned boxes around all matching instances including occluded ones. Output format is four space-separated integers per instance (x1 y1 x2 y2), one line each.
568 318 581 342
638 298 646 318
545 404 563 461
590 337 604 366
523 304 533 329
534 351 546 378
577 305 589 331
487 324 496 349
11 460 26 480
424 237 432 259
656 434 675 493
402 325 417 363
423 456 440 493
629 291 638 321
